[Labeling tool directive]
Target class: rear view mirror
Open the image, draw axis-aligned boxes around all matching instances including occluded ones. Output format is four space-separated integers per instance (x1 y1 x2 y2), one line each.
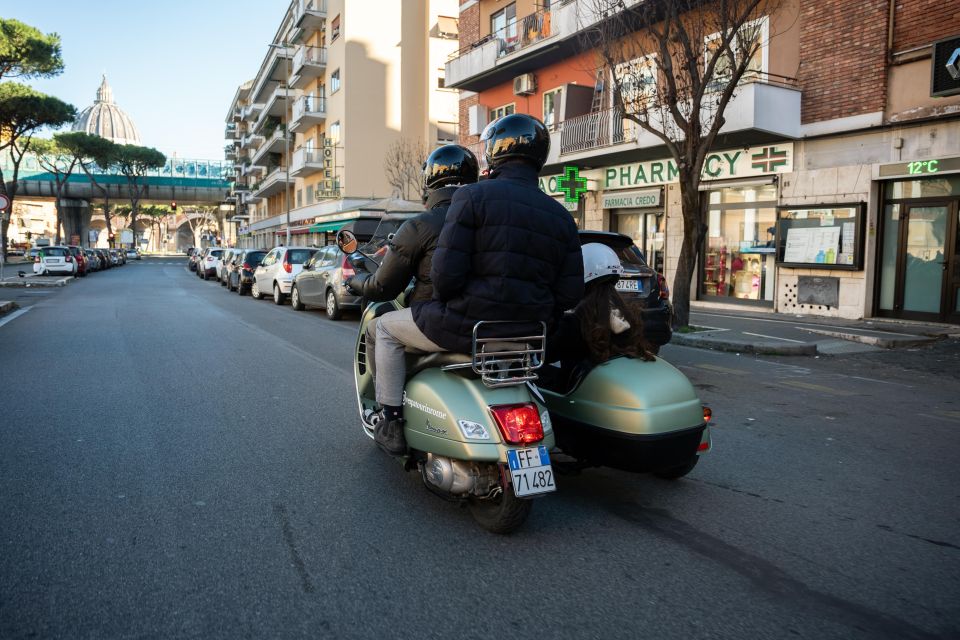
337 230 358 254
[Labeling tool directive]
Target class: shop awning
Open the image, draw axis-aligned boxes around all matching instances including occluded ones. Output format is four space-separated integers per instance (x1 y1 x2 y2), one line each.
308 219 351 233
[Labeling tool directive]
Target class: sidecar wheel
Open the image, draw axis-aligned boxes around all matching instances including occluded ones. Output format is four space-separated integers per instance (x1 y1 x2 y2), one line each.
653 456 699 480
469 490 532 534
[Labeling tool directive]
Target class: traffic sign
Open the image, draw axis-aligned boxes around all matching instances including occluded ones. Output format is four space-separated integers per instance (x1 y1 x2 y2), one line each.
0 194 9 211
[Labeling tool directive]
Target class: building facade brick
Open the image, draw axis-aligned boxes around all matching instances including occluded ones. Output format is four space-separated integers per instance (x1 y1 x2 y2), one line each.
797 0 888 124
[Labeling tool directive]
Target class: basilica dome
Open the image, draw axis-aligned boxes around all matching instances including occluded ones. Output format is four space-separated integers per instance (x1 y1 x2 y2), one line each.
72 76 141 145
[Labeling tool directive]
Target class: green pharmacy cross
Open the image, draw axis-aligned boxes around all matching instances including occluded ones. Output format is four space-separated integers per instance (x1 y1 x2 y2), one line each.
558 165 587 203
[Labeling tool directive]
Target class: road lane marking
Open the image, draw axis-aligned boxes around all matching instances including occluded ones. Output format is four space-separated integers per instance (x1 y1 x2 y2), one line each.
777 379 856 396
917 412 960 424
695 363 748 375
691 311 923 337
0 306 31 328
742 331 807 343
847 375 913 388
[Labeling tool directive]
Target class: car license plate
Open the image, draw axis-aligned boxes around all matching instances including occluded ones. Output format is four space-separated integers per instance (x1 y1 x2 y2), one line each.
616 279 639 292
48 259 61 263
506 445 555 498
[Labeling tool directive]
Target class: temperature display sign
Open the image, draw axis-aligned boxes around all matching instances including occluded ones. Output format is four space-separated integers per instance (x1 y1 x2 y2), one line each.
879 157 960 178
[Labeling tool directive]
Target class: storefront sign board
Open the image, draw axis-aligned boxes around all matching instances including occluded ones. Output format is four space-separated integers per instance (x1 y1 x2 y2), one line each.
602 189 661 209
539 144 793 195
602 144 793 190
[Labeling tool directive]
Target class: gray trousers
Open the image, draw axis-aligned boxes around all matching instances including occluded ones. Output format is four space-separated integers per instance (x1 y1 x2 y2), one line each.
375 307 445 407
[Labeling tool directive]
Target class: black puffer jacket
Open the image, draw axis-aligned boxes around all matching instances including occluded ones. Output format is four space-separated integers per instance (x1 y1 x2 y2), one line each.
413 162 584 353
351 186 454 305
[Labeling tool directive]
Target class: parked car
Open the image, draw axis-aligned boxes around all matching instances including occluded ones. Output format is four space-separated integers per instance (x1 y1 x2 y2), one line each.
125 249 139 260
84 249 101 271
187 248 200 271
290 245 359 319
32 245 77 276
217 249 238 285
25 248 42 263
229 249 268 295
252 246 318 304
198 248 224 280
579 230 672 352
66 246 89 277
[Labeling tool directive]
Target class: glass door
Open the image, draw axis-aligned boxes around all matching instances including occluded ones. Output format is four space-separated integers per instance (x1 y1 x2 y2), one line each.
883 202 960 321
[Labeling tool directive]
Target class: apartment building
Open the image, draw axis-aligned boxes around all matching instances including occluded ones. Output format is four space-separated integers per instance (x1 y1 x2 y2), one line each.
225 0 459 249
448 0 960 324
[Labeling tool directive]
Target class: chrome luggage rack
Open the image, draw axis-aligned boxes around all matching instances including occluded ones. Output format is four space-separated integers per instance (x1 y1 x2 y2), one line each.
441 320 547 388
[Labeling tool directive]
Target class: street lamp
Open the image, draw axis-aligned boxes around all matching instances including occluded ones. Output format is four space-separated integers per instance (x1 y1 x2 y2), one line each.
267 42 292 247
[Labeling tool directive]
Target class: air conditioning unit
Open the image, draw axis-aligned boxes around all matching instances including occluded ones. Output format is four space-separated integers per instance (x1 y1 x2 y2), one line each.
513 73 536 96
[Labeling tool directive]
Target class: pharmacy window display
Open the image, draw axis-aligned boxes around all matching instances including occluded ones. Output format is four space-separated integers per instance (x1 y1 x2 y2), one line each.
776 204 864 270
701 184 778 303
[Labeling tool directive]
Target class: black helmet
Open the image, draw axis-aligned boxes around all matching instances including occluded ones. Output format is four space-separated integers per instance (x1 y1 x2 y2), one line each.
422 144 480 191
480 113 550 171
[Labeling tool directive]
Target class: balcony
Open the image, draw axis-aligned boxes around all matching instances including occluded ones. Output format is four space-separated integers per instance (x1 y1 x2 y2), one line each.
224 145 237 161
547 76 801 169
293 0 327 33
290 147 327 177
251 126 291 166
291 46 327 89
225 123 238 139
252 166 294 199
289 95 326 132
445 1 579 92
239 132 265 150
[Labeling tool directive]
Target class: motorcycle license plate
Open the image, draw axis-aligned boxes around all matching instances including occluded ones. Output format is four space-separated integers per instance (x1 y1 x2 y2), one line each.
506 446 555 498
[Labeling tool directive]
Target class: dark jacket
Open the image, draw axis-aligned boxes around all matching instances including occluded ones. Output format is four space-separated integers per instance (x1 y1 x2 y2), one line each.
352 186 455 305
413 162 584 353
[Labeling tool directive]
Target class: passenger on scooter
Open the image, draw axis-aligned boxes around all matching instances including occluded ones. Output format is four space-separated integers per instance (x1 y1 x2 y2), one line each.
371 113 585 455
344 144 480 379
544 243 654 390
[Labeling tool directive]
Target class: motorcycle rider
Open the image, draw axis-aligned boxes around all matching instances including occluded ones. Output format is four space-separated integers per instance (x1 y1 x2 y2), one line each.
344 144 479 385
372 113 584 455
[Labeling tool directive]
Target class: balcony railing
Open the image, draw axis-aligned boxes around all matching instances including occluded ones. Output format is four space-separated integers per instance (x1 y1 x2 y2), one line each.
294 0 328 28
496 9 554 59
560 108 633 155
291 147 325 177
290 95 327 132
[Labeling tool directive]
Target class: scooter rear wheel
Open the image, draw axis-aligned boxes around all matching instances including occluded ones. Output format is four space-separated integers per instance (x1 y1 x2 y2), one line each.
468 490 532 534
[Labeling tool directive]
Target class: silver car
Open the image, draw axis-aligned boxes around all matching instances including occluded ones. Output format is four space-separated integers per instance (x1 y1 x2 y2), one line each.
290 245 361 320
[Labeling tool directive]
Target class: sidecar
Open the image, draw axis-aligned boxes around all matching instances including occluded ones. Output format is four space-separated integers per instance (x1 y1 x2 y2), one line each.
537 357 711 477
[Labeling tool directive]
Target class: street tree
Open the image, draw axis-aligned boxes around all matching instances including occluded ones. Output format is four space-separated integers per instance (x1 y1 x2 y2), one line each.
383 138 426 201
60 132 120 247
140 204 174 252
0 82 75 258
113 144 165 249
582 0 782 327
30 134 82 244
0 18 64 82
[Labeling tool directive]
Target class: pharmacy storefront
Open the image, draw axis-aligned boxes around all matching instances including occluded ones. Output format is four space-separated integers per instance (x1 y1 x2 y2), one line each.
598 144 794 306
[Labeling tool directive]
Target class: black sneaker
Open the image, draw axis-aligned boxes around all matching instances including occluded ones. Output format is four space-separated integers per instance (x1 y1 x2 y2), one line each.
374 418 407 456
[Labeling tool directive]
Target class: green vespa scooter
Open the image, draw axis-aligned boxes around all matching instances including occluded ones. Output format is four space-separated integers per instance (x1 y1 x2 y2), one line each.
337 230 557 534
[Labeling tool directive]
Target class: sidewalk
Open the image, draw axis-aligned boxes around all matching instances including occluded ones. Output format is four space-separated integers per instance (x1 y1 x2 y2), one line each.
670 303 960 356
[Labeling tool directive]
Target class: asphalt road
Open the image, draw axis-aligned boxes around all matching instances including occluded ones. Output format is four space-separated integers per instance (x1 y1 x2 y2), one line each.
1 257 958 639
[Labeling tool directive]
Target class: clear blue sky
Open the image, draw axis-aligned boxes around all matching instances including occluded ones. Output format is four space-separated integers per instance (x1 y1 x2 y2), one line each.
0 0 285 160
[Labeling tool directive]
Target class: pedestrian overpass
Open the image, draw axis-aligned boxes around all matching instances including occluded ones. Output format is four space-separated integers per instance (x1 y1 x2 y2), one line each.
6 155 234 250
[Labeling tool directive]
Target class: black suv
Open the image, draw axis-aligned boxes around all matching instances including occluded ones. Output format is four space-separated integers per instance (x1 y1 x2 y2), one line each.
579 230 672 352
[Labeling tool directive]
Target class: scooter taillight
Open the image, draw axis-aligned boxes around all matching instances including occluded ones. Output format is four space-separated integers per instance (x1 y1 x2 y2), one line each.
490 403 543 445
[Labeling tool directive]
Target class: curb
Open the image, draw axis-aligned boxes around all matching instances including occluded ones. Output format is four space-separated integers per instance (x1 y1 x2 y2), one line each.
0 276 72 288
799 327 938 349
0 300 20 317
671 332 818 356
